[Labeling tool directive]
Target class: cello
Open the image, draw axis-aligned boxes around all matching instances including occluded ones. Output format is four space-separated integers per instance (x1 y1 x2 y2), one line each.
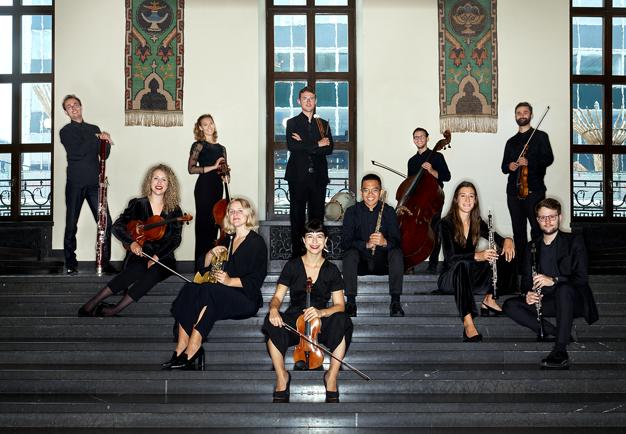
372 130 451 271
212 158 231 246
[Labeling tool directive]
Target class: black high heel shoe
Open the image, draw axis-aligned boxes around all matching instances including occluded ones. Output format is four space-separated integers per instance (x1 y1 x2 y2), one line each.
170 347 205 370
323 372 340 403
462 329 483 343
161 351 181 369
480 303 504 317
272 372 291 403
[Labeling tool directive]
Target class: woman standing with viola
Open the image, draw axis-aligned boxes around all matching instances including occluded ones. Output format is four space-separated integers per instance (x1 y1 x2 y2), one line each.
188 114 228 269
78 164 183 317
437 181 517 341
262 219 353 403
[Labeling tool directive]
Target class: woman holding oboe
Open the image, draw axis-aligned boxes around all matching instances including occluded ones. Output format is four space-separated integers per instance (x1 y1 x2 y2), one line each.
437 181 517 342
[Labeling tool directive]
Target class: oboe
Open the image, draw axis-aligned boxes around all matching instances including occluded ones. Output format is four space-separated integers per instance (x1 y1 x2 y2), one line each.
531 242 545 340
487 211 498 299
371 190 387 255
95 137 109 276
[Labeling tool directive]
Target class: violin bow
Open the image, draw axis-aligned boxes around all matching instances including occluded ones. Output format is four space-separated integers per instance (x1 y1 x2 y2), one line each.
516 105 550 161
140 251 192 283
282 323 371 381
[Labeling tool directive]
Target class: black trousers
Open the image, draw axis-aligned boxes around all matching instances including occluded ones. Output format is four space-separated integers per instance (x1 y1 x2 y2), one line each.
288 175 326 257
428 209 443 268
172 282 259 339
108 254 173 301
437 256 518 319
503 283 584 350
64 181 111 269
507 190 544 265
262 310 353 356
343 247 404 297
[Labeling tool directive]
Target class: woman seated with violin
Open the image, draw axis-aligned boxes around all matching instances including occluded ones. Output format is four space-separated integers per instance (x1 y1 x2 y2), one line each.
437 181 517 342
262 219 353 403
78 164 184 317
163 197 267 370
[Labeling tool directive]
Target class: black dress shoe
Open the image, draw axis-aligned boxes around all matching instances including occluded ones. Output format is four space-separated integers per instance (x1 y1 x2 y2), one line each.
480 303 504 317
345 302 357 317
323 372 339 403
541 349 569 370
77 306 94 317
170 347 205 371
161 351 180 369
390 301 405 317
272 372 291 403
66 267 78 275
463 330 483 342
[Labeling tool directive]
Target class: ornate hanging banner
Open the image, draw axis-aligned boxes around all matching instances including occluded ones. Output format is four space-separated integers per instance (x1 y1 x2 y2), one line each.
438 0 498 133
125 0 184 127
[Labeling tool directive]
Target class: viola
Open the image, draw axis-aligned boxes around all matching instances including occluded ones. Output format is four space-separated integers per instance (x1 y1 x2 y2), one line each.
293 277 324 370
395 130 452 270
516 106 550 199
126 214 193 246
212 158 231 246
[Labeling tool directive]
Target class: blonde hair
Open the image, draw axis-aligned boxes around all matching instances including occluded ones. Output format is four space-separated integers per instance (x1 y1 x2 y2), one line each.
141 164 181 213
193 114 218 142
222 197 258 233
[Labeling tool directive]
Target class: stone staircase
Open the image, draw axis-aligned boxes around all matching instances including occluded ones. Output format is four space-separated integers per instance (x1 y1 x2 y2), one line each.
0 273 625 433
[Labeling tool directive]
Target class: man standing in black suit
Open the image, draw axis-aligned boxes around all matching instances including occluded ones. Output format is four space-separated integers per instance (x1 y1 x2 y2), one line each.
285 86 334 257
60 94 115 275
503 198 599 370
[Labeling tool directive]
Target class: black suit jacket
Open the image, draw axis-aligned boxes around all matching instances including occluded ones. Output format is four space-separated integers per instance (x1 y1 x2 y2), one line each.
284 112 334 185
522 231 599 325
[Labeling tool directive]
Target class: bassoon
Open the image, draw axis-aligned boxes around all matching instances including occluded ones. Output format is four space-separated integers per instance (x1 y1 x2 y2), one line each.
95 137 109 276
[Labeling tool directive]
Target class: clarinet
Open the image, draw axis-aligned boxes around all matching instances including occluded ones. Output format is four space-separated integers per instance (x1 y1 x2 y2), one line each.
531 242 545 340
487 211 498 299
95 137 109 276
371 190 387 255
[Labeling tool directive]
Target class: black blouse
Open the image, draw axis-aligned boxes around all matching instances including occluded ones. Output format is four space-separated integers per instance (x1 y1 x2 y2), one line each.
439 215 506 273
220 231 268 306
278 258 345 313
188 141 226 175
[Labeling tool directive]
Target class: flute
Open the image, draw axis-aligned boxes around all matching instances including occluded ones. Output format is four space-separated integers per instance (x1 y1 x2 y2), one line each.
371 190 387 255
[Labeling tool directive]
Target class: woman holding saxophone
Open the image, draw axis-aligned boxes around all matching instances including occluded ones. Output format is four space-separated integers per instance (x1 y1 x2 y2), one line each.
164 198 267 370
437 181 517 342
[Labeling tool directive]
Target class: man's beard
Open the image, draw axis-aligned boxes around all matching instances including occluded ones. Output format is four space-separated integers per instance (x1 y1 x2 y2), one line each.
516 117 531 126
542 227 558 236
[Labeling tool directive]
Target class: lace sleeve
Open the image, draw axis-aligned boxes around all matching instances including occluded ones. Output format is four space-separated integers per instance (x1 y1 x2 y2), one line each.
188 142 204 174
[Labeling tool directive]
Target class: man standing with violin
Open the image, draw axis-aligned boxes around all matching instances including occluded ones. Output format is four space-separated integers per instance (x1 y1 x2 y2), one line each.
285 86 334 258
60 94 115 275
407 127 451 274
501 102 554 265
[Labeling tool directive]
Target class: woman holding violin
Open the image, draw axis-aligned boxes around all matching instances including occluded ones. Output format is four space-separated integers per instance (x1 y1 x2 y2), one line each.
262 219 353 403
78 164 184 317
188 113 228 269
437 181 517 342
164 198 267 370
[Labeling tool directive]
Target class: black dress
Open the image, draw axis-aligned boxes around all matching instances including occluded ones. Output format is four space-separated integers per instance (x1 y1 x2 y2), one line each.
188 140 226 267
262 258 353 356
108 197 183 301
172 230 267 339
437 216 518 318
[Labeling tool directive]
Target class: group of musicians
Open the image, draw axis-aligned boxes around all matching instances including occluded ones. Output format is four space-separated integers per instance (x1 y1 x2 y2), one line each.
63 88 598 403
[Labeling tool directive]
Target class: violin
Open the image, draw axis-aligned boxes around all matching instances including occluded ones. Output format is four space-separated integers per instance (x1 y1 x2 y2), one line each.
293 277 324 370
212 158 231 246
126 214 193 246
516 106 550 199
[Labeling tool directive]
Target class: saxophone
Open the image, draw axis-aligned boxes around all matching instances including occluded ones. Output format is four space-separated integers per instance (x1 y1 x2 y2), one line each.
487 211 498 299
193 237 232 284
371 190 387 255
95 137 109 276
531 242 545 340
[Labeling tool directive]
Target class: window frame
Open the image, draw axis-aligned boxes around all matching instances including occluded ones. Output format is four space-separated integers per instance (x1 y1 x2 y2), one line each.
571 0 626 221
265 0 356 220
0 1 54 221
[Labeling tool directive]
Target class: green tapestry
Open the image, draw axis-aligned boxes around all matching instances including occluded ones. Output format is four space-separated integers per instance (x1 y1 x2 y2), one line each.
125 0 184 127
438 0 498 133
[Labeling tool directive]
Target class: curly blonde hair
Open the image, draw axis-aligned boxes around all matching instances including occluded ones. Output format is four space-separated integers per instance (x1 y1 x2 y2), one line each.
141 164 181 213
222 197 258 234
193 114 218 142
